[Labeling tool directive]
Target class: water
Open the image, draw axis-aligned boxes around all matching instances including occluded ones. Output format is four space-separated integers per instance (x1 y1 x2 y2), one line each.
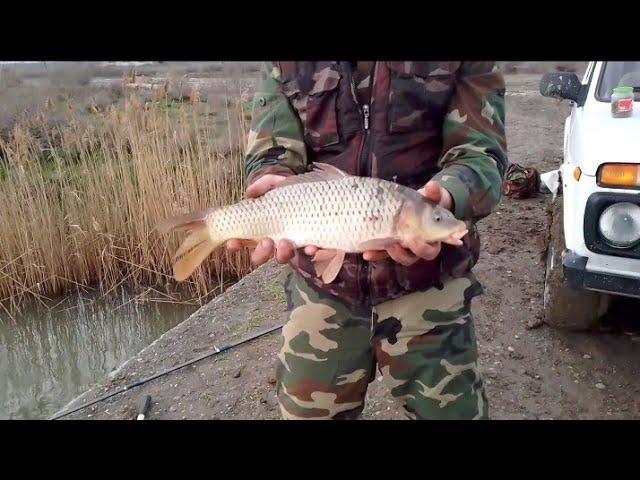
0 291 196 419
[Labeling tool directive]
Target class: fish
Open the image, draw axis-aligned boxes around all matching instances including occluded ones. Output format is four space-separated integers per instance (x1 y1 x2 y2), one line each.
158 163 468 284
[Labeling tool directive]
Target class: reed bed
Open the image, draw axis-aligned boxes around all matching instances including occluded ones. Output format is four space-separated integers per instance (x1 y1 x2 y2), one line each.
0 92 253 313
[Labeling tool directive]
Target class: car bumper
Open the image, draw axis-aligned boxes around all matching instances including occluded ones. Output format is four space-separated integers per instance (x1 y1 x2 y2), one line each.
563 251 640 298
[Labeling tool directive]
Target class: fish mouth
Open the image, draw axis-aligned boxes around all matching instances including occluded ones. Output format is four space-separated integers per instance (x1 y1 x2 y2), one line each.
440 227 468 246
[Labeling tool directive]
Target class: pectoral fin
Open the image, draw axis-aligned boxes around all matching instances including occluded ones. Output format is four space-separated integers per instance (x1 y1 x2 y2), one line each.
312 249 337 262
311 249 346 284
358 238 397 251
321 250 346 284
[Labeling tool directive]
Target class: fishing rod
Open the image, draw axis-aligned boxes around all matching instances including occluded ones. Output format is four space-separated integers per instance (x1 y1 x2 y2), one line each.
51 322 284 420
136 395 152 420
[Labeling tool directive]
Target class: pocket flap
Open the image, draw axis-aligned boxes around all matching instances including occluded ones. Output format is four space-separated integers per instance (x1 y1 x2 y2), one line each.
308 63 341 95
282 62 341 97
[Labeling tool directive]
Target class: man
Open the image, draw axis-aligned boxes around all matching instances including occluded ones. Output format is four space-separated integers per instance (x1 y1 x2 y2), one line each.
227 61 507 420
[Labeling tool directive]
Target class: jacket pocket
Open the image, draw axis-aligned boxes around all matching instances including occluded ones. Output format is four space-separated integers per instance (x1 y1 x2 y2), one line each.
282 62 341 151
386 61 459 134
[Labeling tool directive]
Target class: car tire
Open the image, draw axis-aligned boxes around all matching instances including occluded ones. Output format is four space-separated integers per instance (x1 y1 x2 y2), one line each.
543 197 610 330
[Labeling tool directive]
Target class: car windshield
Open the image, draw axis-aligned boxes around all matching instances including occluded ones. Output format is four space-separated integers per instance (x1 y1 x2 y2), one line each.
597 61 640 101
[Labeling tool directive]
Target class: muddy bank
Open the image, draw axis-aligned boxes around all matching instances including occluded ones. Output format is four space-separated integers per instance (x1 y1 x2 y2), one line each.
60 74 640 420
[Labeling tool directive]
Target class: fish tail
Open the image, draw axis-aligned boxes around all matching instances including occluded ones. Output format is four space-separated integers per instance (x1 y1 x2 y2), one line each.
157 209 223 281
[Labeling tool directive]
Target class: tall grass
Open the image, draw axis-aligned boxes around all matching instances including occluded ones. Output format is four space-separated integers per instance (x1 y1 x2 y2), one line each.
0 93 253 313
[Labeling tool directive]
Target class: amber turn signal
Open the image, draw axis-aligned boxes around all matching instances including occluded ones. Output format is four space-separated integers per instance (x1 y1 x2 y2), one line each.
598 163 640 188
573 167 582 181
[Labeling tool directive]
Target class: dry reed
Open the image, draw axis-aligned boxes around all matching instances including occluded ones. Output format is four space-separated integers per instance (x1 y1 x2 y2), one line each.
0 93 253 312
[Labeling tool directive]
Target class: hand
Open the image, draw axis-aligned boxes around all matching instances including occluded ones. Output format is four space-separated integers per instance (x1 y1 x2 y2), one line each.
417 180 453 211
226 174 301 266
362 180 454 266
244 174 287 199
226 237 298 266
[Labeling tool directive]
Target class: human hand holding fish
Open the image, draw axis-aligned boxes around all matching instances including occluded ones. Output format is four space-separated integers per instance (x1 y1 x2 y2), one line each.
160 163 468 284
359 180 453 266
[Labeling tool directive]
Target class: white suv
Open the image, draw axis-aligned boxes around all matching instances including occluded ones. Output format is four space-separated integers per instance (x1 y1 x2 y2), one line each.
540 61 640 330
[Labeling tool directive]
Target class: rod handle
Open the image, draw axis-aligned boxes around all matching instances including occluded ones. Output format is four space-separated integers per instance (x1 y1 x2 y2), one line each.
136 395 152 420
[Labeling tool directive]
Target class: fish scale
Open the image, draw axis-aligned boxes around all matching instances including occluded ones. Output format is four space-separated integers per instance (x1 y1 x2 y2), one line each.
209 176 404 252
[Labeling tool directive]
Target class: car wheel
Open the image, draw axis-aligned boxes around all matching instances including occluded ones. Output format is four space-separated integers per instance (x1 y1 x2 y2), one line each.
543 198 610 330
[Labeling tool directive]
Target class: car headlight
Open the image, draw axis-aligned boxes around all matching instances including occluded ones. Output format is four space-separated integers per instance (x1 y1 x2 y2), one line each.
598 202 640 248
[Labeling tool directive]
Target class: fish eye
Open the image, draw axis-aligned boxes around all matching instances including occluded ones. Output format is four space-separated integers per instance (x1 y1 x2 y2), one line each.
434 214 441 222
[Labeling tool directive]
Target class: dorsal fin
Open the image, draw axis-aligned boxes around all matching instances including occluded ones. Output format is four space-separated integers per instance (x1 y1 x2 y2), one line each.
276 162 350 189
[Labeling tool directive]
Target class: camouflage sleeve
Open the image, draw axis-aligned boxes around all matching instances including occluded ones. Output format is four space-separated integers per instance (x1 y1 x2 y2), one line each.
432 62 508 222
244 62 308 186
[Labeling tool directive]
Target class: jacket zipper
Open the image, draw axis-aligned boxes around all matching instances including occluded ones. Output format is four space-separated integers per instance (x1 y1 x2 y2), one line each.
363 104 370 130
359 105 371 308
351 63 376 309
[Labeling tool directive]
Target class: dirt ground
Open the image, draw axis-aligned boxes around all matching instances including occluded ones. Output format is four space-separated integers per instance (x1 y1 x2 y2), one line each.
60 73 640 420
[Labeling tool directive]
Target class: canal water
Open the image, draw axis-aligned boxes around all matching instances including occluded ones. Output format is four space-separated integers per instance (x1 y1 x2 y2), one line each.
0 291 196 419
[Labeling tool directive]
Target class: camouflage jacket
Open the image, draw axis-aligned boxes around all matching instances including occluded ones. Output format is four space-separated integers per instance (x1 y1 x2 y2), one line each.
244 61 508 306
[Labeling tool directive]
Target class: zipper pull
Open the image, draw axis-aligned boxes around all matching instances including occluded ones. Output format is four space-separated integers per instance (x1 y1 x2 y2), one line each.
363 104 370 130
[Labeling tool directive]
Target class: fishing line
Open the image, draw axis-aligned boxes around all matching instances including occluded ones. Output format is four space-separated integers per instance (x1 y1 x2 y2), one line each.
50 322 284 420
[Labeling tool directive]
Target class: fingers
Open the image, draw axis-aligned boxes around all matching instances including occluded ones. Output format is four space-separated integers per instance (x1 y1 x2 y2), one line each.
386 244 420 266
362 240 440 265
402 238 442 261
228 237 297 266
250 238 275 265
226 239 258 254
418 180 454 211
418 181 442 203
275 239 296 264
362 250 390 262
225 239 243 254
228 236 442 268
245 174 287 198
304 245 319 256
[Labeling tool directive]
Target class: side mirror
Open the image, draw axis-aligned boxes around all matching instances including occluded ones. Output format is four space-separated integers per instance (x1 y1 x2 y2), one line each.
539 73 585 105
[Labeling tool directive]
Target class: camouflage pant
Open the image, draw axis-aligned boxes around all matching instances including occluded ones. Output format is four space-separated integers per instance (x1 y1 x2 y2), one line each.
276 268 488 420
